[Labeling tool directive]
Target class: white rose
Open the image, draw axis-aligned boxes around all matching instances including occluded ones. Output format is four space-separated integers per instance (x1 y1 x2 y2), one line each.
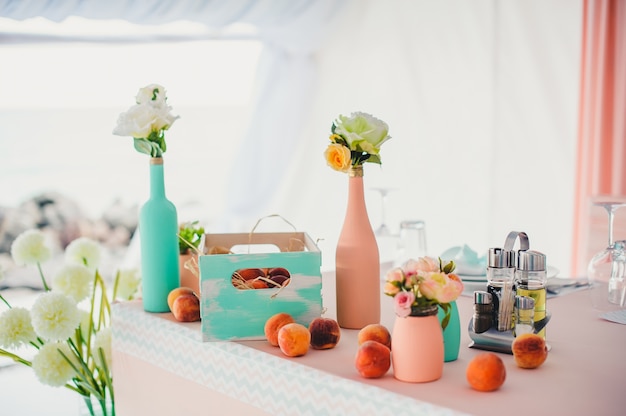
113 104 158 139
334 112 390 155
135 84 167 106
113 84 179 157
151 104 179 132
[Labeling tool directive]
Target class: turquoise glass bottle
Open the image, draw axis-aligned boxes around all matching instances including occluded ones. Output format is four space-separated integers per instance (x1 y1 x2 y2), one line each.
139 157 180 312
438 300 461 362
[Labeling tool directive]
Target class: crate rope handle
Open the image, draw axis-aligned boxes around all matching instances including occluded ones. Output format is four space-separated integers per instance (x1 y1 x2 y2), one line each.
248 214 304 253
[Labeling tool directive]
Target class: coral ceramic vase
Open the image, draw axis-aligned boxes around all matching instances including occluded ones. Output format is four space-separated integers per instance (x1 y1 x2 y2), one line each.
139 157 180 312
438 300 461 362
392 305 444 383
335 165 380 329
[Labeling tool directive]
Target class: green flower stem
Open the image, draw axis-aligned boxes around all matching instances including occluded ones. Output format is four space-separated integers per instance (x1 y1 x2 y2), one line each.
0 349 32 366
62 340 103 398
30 337 44 349
0 293 11 308
98 347 115 405
36 262 50 291
95 271 111 327
111 270 121 300
86 276 98 355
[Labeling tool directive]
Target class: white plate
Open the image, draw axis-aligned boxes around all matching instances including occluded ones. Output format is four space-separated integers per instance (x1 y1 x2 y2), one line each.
459 265 559 283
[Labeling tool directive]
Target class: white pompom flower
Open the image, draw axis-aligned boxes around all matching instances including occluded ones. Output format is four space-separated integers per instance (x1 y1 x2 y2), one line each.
51 264 93 303
30 292 81 342
115 268 141 300
10 229 52 266
0 307 37 348
32 341 75 387
64 237 102 269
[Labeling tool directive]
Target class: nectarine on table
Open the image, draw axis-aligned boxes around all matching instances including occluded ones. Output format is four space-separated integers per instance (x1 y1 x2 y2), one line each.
357 323 392 349
171 293 201 322
277 323 311 357
354 340 391 378
167 287 196 312
466 352 506 392
308 317 341 349
264 312 295 346
511 333 548 369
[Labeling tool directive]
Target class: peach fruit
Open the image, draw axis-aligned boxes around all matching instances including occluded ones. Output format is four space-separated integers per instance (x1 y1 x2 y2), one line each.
466 352 506 392
264 312 296 346
277 323 311 357
268 267 290 278
268 274 290 287
357 323 392 349
308 317 341 350
171 293 201 322
354 340 391 378
236 268 266 281
167 287 196 312
511 333 548 369
250 280 269 289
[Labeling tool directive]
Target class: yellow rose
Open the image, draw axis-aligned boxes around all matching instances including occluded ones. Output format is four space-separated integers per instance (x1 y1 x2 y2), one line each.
324 143 351 172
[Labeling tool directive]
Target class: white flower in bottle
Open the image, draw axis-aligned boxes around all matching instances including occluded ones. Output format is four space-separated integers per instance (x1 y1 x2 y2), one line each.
10 229 52 266
30 292 80 342
32 341 75 387
0 307 37 348
52 264 93 303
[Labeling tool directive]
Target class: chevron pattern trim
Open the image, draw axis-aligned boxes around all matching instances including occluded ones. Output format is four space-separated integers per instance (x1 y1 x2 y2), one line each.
112 301 467 416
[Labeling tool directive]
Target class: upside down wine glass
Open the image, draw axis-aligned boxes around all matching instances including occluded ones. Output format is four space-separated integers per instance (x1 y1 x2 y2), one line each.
587 199 626 312
370 186 396 236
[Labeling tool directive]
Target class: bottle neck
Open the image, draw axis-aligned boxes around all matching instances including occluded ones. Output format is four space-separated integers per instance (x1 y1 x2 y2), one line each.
149 157 166 198
346 166 366 213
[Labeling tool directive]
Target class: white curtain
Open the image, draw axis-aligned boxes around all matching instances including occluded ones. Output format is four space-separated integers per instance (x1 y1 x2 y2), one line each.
0 0 340 26
0 0 582 275
254 0 581 275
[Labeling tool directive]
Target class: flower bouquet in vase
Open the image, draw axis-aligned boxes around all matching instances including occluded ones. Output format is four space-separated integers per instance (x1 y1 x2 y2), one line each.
384 257 464 382
324 112 391 329
113 84 180 313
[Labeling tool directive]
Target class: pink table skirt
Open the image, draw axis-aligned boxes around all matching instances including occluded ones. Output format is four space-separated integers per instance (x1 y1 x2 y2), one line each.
112 272 626 416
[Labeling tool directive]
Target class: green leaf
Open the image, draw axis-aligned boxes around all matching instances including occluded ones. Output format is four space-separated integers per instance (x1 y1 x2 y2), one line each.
443 260 456 274
366 154 382 165
178 221 205 254
133 138 151 156
440 303 451 330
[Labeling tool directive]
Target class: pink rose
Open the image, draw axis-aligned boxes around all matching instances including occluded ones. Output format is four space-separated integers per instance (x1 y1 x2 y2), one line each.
384 281 401 296
415 256 440 273
420 272 464 303
419 272 447 301
385 267 405 284
436 281 463 303
393 291 415 317
402 259 420 276
403 257 440 276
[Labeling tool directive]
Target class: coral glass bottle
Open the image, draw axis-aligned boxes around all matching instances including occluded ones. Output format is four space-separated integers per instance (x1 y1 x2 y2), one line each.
335 165 381 329
139 157 180 312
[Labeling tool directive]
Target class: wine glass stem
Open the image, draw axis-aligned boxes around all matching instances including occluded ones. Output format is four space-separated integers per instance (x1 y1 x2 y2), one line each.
607 208 615 247
381 193 388 229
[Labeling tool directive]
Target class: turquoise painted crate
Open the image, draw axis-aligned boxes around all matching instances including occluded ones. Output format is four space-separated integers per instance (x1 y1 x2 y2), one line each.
199 232 323 341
